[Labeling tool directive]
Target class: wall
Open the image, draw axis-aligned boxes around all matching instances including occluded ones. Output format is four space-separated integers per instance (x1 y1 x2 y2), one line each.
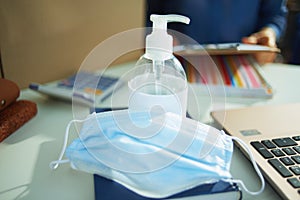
0 0 145 88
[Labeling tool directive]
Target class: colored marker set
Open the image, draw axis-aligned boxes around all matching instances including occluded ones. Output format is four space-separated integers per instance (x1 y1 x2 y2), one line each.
181 54 273 98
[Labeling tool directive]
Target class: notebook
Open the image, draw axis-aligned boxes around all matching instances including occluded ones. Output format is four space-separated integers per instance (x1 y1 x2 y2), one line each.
211 103 300 199
29 71 123 107
94 174 241 200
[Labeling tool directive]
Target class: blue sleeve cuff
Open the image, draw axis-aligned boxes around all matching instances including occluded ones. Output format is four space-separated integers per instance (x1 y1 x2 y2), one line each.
265 24 281 42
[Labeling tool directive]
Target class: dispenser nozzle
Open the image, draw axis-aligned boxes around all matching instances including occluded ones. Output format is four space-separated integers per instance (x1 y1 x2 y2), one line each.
145 14 190 60
150 14 190 30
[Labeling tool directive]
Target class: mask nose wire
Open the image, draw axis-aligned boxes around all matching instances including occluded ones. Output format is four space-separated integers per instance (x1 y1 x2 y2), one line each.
49 113 97 170
228 133 265 195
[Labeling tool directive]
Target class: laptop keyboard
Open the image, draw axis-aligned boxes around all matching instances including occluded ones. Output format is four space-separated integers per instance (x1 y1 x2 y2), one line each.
251 136 300 193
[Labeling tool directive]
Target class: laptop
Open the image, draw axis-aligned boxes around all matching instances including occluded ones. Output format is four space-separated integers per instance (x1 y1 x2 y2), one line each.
211 103 300 200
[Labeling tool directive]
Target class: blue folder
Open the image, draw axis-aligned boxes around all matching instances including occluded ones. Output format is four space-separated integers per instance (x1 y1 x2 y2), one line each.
94 174 241 200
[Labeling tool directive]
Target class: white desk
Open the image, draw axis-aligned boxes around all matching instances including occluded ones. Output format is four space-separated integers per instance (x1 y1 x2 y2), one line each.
1 63 300 200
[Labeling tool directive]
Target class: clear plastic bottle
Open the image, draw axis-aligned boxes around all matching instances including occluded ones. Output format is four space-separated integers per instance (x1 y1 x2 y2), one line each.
128 14 190 116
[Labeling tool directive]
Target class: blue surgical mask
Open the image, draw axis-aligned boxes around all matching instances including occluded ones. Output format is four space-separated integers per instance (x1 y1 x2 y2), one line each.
50 110 264 198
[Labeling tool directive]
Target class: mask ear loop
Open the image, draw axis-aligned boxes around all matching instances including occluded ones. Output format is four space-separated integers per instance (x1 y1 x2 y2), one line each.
49 112 97 170
227 132 265 196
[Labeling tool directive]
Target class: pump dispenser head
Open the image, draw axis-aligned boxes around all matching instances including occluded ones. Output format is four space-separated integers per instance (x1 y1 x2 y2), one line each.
145 14 190 60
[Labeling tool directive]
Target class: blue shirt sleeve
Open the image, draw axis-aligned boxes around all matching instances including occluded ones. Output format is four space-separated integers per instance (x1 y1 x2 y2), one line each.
145 0 287 44
258 0 288 40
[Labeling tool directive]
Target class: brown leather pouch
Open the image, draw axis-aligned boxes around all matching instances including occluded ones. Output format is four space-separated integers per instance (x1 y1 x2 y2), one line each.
0 100 37 142
0 79 37 142
0 78 20 112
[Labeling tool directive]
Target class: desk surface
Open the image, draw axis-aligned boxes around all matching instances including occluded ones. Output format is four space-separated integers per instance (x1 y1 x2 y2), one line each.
1 63 300 200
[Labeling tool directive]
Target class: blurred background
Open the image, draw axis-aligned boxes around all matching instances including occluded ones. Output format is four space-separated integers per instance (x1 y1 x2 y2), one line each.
0 0 299 89
0 0 144 89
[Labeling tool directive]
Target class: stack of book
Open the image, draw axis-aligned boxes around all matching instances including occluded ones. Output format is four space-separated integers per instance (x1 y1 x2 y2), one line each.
175 43 279 98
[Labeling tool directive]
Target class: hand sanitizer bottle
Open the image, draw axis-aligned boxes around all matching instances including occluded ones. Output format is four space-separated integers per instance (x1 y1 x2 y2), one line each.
128 14 190 116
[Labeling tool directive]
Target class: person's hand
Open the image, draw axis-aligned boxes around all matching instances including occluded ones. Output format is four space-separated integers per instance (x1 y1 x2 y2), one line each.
242 27 277 64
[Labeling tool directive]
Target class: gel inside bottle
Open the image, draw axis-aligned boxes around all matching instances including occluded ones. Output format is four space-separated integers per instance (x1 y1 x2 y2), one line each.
128 14 190 116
